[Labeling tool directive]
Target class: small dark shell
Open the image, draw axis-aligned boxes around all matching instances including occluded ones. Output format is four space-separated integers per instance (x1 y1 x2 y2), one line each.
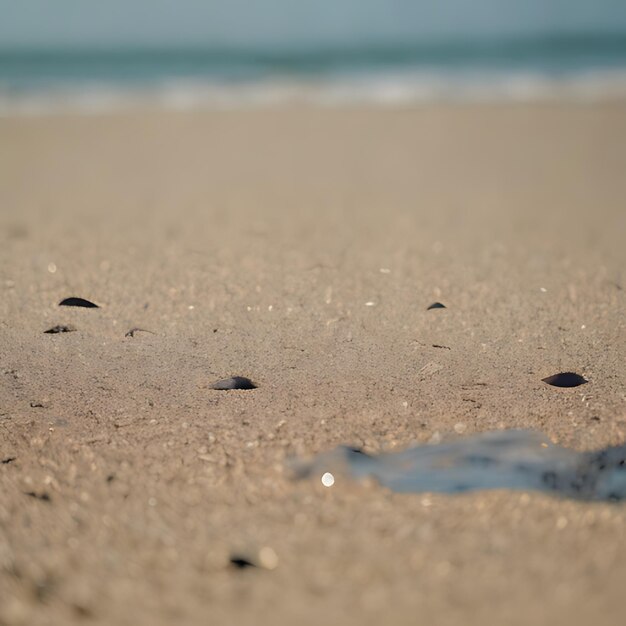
125 327 155 337
210 376 257 390
24 491 51 502
229 555 256 569
427 302 446 310
542 372 588 388
44 325 76 334
59 297 99 308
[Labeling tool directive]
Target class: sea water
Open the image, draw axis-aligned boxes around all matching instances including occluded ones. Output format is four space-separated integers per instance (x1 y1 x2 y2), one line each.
1 1 626 113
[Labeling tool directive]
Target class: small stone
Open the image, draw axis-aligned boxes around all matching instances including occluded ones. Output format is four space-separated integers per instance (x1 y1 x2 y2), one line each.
258 547 279 570
542 372 587 388
24 491 51 502
229 555 255 569
44 325 76 334
210 376 257 390
321 472 335 487
59 297 99 308
125 328 155 337
229 546 278 570
427 302 446 310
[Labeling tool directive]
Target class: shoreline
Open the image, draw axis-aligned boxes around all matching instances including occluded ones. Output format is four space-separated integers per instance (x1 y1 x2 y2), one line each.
3 68 626 117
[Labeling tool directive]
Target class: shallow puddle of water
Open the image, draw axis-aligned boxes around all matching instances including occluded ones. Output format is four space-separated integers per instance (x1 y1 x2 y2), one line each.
294 430 626 502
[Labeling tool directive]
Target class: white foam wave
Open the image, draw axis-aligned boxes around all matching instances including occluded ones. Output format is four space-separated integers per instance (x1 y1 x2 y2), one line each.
2 69 626 116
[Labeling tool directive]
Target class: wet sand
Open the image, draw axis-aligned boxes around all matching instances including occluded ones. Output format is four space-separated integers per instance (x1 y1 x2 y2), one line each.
0 103 625 625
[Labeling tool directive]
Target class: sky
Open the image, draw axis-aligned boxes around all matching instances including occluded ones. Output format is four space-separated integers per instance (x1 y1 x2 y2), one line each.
1 0 626 50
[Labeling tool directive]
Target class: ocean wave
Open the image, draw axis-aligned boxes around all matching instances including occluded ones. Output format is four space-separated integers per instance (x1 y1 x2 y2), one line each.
2 69 626 115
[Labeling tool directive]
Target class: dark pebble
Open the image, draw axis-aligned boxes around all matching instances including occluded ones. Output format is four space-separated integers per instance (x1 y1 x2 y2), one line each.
210 376 257 390
125 327 155 337
59 297 99 308
44 324 76 334
542 372 588 388
24 491 51 502
229 556 256 569
427 302 446 310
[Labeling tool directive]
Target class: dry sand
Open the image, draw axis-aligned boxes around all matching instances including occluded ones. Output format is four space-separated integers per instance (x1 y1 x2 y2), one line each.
0 103 625 625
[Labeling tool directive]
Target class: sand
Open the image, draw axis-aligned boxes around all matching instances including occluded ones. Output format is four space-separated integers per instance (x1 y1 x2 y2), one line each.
0 103 625 625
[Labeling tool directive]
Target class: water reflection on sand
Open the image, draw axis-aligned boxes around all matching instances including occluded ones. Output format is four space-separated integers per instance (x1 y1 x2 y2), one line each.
295 430 626 502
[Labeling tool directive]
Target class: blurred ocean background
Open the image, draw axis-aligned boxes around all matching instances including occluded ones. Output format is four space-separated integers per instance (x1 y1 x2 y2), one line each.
1 0 626 114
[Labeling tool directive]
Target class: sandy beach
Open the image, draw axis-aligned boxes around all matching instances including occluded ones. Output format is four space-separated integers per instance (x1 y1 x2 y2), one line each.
1 103 625 625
